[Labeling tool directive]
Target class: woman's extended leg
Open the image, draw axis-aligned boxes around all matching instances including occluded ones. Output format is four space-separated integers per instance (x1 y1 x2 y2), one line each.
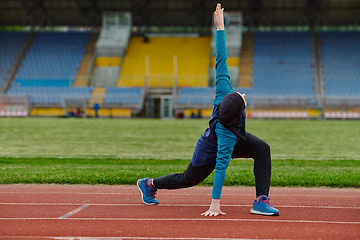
153 163 216 189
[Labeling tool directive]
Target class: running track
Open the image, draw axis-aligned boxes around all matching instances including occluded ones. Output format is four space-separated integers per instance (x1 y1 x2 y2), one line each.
0 185 359 240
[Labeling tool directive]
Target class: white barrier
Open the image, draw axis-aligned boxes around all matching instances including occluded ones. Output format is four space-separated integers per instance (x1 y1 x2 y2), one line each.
0 110 28 117
324 111 360 119
251 110 309 119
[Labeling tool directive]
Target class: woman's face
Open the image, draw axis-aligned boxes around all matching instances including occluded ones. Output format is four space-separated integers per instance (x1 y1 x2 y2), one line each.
237 92 247 108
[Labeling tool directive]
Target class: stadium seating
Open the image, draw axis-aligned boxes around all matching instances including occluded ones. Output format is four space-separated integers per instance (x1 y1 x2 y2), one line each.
6 31 91 104
11 79 73 87
175 31 315 113
175 87 253 107
117 36 211 87
96 57 121 67
0 31 28 87
176 87 215 106
73 35 98 87
238 34 254 88
103 87 144 106
251 31 314 97
321 31 360 96
16 31 89 80
7 86 93 104
3 29 358 118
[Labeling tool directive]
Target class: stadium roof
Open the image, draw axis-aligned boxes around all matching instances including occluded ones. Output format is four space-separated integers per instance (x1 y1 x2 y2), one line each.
0 0 359 28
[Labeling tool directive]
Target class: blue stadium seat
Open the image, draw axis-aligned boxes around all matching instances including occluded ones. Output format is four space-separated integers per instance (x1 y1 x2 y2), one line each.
321 31 360 96
103 87 143 105
5 31 91 104
176 87 215 105
0 31 28 87
251 32 314 97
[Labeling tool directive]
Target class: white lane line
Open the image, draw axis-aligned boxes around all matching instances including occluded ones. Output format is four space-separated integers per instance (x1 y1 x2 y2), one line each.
0 236 295 240
0 191 359 198
0 202 358 209
0 217 359 225
59 204 90 219
94 238 292 240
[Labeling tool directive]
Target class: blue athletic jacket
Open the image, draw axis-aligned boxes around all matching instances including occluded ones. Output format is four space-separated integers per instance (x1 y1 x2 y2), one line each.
190 30 246 199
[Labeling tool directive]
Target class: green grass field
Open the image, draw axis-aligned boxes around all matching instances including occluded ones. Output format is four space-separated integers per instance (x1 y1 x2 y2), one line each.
0 118 359 187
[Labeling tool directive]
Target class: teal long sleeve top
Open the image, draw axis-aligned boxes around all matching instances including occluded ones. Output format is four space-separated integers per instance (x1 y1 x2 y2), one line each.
211 30 238 199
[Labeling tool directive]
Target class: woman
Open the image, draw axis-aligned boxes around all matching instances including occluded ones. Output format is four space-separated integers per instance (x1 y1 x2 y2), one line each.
137 3 279 217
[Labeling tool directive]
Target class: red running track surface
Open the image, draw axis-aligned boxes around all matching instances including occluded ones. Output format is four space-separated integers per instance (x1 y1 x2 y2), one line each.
0 184 359 240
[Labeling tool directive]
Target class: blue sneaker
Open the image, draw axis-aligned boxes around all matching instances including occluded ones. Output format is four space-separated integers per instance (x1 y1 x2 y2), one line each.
137 178 159 205
251 195 279 216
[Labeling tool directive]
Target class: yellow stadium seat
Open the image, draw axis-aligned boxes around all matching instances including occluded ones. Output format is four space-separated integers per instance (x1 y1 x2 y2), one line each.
86 108 131 117
118 37 211 87
96 57 121 67
183 109 213 118
111 108 131 117
110 57 121 66
211 57 239 67
30 108 65 116
95 108 110 117
308 109 320 118
96 57 109 66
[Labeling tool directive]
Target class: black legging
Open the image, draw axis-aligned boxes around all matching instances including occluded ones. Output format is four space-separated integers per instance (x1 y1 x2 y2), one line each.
153 132 271 197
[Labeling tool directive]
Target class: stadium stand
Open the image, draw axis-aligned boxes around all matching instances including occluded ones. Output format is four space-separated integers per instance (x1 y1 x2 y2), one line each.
6 31 92 106
321 31 360 97
238 34 254 87
2 28 358 119
245 31 316 118
103 87 144 111
96 20 131 57
88 87 106 107
92 12 131 89
117 36 211 88
0 31 27 88
251 31 314 97
175 87 253 107
7 86 92 105
73 34 98 87
93 57 121 87
176 87 215 108
320 31 360 118
96 57 121 67
175 31 316 119
16 32 89 81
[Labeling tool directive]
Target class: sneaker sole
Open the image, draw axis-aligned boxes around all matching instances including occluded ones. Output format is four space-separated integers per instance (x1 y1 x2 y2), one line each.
136 180 159 206
250 209 279 216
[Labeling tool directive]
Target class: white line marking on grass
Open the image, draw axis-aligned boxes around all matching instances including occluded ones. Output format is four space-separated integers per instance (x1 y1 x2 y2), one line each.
0 202 359 209
59 204 89 219
2 155 360 160
0 217 359 225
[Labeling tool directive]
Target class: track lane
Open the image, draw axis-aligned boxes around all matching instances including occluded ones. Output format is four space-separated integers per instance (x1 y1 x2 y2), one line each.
0 185 359 240
1 218 359 239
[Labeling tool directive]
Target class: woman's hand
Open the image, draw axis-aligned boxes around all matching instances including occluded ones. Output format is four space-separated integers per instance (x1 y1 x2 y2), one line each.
214 3 225 31
201 198 226 217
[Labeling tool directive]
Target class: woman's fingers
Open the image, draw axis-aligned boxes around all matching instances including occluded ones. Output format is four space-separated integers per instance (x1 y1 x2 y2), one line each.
201 209 226 217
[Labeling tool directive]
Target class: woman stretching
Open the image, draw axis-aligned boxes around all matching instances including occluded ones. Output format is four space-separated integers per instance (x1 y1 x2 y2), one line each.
137 3 279 217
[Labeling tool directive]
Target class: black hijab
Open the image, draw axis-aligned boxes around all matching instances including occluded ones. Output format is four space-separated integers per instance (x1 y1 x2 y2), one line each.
218 92 246 139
